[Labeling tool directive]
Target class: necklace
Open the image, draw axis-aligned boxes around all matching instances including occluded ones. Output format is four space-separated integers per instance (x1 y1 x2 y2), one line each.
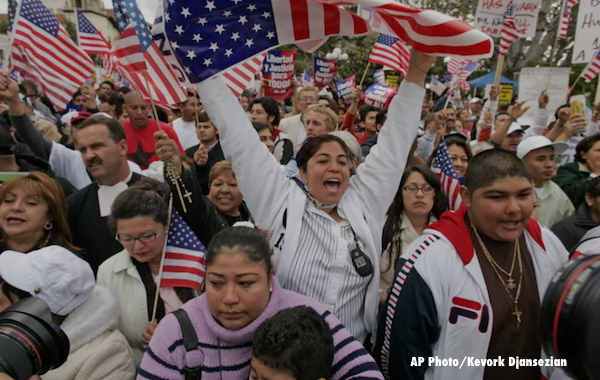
471 225 524 328
472 225 518 290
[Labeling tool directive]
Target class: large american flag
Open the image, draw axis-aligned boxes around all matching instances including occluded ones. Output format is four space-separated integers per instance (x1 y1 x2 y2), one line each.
74 8 114 77
112 0 187 106
10 0 95 110
499 2 519 56
558 0 578 39
433 138 463 211
158 208 206 289
369 34 410 77
161 0 493 85
582 48 600 83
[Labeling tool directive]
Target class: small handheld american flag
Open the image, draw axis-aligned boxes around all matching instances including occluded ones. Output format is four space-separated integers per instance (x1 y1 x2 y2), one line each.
433 138 463 211
499 2 519 56
558 0 578 39
369 34 410 77
582 49 600 83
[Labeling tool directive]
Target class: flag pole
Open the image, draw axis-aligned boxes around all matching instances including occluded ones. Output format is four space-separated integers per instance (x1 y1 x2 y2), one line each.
595 80 600 104
151 195 173 322
359 62 371 87
144 72 188 213
493 55 505 90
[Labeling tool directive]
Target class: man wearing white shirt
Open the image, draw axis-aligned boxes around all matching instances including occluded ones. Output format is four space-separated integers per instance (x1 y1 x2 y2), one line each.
279 86 319 154
172 92 200 151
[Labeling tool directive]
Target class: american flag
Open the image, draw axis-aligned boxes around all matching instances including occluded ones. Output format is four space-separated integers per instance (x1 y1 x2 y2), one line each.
448 61 478 92
10 0 95 110
429 77 447 96
112 0 187 106
223 53 266 98
433 138 463 210
161 0 493 85
558 0 578 39
157 208 207 289
74 8 114 77
582 48 600 83
499 2 519 56
373 68 386 85
369 34 410 77
300 72 314 87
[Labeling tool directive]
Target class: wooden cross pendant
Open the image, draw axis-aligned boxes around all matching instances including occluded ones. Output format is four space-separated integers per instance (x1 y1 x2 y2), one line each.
513 306 522 328
183 190 193 204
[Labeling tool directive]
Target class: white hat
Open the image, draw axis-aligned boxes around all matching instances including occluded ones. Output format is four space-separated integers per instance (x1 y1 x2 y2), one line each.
0 246 95 316
470 97 482 104
507 122 524 136
517 136 569 160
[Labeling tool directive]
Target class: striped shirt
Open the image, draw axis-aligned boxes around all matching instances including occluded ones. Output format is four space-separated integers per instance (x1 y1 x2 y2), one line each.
285 201 371 343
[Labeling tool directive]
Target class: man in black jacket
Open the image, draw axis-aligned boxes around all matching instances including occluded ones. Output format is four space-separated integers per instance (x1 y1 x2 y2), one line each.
185 110 224 194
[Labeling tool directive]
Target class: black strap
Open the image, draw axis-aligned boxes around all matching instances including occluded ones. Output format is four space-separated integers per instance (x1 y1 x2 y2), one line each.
172 309 202 380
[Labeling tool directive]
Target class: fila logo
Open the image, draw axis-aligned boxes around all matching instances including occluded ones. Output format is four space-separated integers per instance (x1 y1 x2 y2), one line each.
448 296 489 333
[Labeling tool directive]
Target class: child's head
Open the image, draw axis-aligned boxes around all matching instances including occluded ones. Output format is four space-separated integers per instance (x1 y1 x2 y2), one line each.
250 306 333 380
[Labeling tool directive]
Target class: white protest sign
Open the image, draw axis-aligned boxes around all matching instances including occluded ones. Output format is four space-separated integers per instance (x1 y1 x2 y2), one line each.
572 0 600 64
475 0 540 38
517 67 571 126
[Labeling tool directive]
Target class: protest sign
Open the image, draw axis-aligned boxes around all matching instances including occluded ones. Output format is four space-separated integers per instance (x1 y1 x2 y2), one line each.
572 0 600 64
474 0 540 38
373 69 386 85
262 49 297 100
336 76 356 106
386 73 400 88
517 67 570 126
361 84 398 109
483 83 514 105
314 56 338 88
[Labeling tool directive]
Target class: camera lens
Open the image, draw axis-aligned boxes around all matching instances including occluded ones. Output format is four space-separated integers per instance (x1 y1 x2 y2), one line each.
0 298 69 380
540 255 600 380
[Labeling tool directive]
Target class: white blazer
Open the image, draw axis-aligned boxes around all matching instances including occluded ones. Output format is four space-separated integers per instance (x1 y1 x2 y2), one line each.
278 114 303 154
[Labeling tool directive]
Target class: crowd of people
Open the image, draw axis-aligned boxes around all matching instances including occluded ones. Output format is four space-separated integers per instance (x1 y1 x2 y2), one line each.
0 47 599 380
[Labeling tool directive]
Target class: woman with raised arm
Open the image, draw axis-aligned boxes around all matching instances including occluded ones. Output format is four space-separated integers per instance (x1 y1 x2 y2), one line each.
156 51 435 343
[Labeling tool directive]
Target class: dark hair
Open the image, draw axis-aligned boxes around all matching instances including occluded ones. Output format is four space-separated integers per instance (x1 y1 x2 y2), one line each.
75 115 127 143
383 165 449 267
575 134 600 164
554 104 571 120
108 180 169 232
197 110 211 124
296 135 352 173
240 90 253 100
585 176 600 198
359 105 380 122
100 81 115 90
206 227 273 274
446 137 473 162
464 149 531 193
71 90 83 103
118 87 131 95
179 91 199 107
98 92 124 117
253 122 272 134
495 111 510 119
376 109 388 126
250 97 281 127
252 306 333 380
318 95 339 113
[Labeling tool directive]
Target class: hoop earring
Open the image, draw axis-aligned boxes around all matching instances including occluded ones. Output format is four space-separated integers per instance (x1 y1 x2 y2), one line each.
44 222 53 231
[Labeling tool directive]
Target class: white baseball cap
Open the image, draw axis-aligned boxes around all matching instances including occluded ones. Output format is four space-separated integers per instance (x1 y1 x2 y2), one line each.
470 97 482 104
517 136 569 159
0 246 95 316
507 122 524 136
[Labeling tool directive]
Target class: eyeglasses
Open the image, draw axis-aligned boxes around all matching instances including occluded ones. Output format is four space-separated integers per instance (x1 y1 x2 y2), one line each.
403 185 435 195
116 229 161 246
299 97 318 103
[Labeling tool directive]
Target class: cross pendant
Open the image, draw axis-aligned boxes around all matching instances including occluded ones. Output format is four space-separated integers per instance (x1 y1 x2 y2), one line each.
513 306 522 328
183 190 193 204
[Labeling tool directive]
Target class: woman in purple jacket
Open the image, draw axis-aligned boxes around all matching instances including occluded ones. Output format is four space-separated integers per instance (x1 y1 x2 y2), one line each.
137 225 383 380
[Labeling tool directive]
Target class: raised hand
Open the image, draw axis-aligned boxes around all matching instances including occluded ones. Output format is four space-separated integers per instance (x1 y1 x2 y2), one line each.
154 130 182 175
510 100 531 121
0 71 21 101
193 144 208 167
405 50 436 87
538 90 549 109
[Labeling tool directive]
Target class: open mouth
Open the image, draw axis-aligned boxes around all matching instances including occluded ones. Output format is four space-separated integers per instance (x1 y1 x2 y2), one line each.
500 220 521 229
6 217 26 225
324 178 341 192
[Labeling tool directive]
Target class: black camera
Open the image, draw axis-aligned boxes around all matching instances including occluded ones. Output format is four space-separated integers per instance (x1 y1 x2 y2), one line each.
540 254 600 380
0 298 70 380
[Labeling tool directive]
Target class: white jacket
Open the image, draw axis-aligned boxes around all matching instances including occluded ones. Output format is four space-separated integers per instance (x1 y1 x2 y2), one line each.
42 286 136 380
278 114 303 154
198 76 424 339
97 249 150 366
379 206 571 380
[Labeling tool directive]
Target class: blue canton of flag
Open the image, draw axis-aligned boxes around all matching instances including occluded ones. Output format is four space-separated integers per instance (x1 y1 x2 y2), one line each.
164 0 278 83
7 0 17 35
504 3 515 18
376 33 399 47
20 0 59 36
434 138 458 179
113 0 154 52
76 10 96 34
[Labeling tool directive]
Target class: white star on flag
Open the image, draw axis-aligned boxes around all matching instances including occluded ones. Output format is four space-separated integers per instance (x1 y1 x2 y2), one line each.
225 49 233 57
245 39 253 47
252 23 262 32
181 7 190 18
231 32 240 41
193 34 202 42
239 15 247 25
215 24 225 34
187 50 196 59
205 0 216 11
198 17 207 25
175 25 184 34
209 42 219 52
203 58 212 66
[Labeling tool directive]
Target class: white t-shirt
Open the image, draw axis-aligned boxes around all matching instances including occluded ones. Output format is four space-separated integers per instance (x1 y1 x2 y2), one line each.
172 118 199 150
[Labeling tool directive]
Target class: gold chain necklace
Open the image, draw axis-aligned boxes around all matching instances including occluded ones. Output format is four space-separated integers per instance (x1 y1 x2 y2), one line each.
472 225 518 290
471 225 524 328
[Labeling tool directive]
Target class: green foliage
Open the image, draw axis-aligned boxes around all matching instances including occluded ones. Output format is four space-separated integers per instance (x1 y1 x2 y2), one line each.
61 19 77 43
0 20 7 34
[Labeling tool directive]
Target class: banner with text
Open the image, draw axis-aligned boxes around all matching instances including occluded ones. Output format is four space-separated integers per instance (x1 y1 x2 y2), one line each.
361 84 398 109
517 67 571 126
373 69 386 85
475 0 540 38
262 49 298 100
314 56 338 88
572 0 600 64
336 76 356 106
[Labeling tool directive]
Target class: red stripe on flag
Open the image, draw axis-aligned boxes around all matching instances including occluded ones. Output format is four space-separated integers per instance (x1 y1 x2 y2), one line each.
291 0 310 41
350 12 369 35
162 265 206 277
165 252 206 264
160 279 202 289
324 3 341 35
